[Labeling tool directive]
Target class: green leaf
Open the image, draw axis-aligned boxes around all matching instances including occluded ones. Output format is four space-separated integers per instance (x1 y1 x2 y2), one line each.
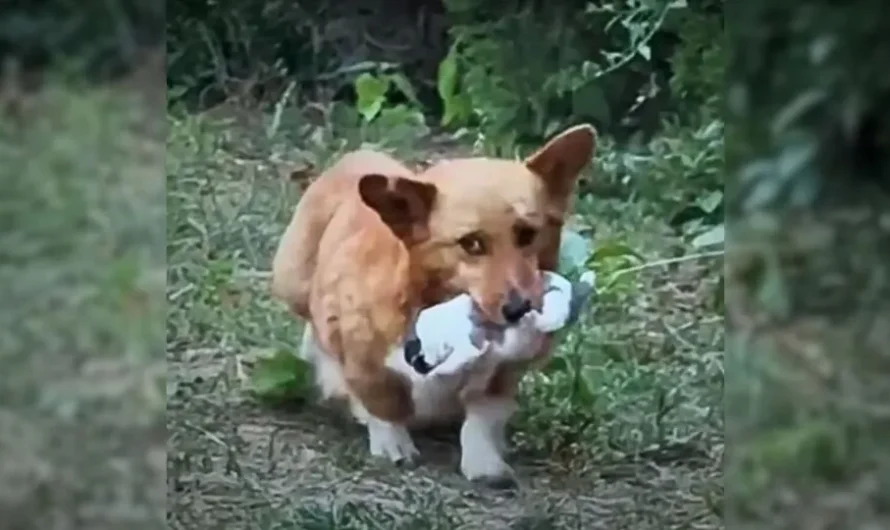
588 240 644 264
756 256 790 319
442 93 473 127
387 73 420 107
670 202 721 228
713 273 725 312
354 73 390 122
168 85 188 101
438 44 472 127
559 228 593 274
249 348 313 400
691 223 725 248
776 139 817 181
750 421 848 480
573 367 599 406
771 88 826 137
697 190 724 213
437 44 460 103
368 105 431 147
637 43 652 61
572 82 610 124
543 354 570 375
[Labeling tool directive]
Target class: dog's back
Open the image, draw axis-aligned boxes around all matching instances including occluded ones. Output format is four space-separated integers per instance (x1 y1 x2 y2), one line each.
270 150 415 319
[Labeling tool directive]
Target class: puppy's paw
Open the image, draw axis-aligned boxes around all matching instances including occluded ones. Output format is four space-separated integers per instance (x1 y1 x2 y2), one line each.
460 424 516 488
367 418 420 467
460 455 517 489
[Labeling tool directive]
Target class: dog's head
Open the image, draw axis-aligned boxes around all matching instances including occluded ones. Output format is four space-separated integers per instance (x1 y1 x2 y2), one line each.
358 124 597 324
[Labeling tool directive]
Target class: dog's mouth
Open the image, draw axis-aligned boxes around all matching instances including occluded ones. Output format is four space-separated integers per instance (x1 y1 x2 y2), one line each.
468 301 508 330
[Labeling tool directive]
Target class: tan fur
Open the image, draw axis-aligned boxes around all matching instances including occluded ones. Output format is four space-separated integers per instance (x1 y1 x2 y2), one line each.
271 150 416 319
270 125 597 425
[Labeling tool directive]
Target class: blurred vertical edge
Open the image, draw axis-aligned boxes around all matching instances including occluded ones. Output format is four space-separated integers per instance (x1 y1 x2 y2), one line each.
725 1 890 529
0 2 166 530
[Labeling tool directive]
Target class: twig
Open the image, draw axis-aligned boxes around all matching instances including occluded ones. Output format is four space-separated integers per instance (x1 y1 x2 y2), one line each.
266 80 297 139
604 250 724 288
593 4 671 81
235 269 272 279
662 320 697 351
677 316 724 332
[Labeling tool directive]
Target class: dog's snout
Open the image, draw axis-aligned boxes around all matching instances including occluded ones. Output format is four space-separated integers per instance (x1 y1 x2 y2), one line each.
501 289 532 323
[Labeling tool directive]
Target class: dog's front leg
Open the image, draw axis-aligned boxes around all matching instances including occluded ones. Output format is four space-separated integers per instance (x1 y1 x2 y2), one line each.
343 357 419 465
459 393 518 488
352 400 420 465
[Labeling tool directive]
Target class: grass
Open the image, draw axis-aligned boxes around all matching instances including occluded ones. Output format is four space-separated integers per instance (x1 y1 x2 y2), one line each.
0 81 165 528
166 100 724 529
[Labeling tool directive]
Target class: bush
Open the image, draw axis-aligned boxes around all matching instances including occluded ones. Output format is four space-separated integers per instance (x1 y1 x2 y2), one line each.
165 0 724 145
0 1 162 81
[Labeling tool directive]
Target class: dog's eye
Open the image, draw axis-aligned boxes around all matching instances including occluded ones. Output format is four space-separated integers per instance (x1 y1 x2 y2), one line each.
457 232 487 256
514 225 538 248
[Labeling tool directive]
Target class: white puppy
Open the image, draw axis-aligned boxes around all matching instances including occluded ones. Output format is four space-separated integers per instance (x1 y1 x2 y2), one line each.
402 270 597 379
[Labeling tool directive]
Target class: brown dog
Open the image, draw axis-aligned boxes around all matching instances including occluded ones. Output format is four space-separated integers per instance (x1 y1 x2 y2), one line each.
270 124 597 486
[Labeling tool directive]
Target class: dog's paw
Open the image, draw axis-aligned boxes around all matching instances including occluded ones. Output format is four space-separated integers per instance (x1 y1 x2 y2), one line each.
459 422 516 489
367 419 419 466
460 455 517 489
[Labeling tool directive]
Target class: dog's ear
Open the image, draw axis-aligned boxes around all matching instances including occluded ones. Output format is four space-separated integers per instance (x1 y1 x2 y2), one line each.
359 173 438 243
524 124 597 201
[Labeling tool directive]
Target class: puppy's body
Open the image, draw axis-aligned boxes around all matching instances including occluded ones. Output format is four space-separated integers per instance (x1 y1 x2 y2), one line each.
271 126 597 485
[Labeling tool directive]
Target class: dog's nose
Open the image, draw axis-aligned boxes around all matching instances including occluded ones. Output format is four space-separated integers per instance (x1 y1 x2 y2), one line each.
501 290 533 324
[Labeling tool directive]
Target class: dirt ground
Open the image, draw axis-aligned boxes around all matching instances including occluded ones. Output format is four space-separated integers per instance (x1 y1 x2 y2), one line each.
167 347 720 530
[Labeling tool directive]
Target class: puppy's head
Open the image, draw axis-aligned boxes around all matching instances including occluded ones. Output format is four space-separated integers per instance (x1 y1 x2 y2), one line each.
357 125 596 324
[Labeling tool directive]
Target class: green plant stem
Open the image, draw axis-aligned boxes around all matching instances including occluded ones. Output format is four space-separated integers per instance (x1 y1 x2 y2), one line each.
604 249 724 288
594 5 671 81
